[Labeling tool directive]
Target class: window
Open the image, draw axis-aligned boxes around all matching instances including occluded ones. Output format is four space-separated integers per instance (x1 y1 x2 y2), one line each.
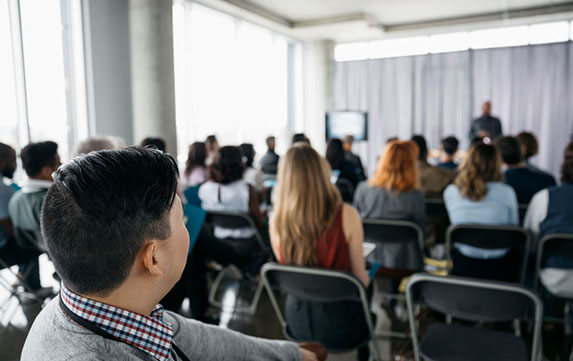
0 0 22 150
336 20 573 62
0 0 87 174
173 2 293 162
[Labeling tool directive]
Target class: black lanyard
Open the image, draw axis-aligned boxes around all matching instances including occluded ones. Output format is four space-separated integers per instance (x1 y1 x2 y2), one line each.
59 297 191 361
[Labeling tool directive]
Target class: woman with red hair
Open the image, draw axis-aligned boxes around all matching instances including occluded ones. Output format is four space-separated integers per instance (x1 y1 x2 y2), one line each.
353 140 425 230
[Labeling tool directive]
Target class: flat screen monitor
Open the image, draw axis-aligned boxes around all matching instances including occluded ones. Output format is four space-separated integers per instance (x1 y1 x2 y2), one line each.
325 111 368 141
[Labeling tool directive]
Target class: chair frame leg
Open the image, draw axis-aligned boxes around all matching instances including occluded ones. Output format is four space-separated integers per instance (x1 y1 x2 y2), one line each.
208 267 264 316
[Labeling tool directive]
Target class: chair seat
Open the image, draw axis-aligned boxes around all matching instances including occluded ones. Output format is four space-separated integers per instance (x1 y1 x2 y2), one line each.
420 324 528 361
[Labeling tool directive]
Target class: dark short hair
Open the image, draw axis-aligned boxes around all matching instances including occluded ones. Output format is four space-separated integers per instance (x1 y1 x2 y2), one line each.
496 136 522 165
140 137 166 152
209 146 244 184
266 136 275 148
205 135 218 149
185 141 207 177
21 141 58 177
239 143 255 168
292 133 310 145
326 138 344 169
562 141 573 184
441 136 459 155
41 147 179 295
516 132 538 159
411 135 427 160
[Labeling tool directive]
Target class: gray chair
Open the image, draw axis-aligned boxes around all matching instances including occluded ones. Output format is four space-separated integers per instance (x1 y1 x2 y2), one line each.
362 219 424 274
204 210 266 315
533 233 573 335
362 219 425 339
446 224 530 284
406 274 543 361
261 262 380 360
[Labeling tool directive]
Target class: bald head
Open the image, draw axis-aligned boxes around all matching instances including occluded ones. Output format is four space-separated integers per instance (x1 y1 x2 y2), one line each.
482 101 492 116
0 143 16 179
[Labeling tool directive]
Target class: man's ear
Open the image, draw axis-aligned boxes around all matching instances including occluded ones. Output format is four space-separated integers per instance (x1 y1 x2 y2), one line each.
141 242 163 276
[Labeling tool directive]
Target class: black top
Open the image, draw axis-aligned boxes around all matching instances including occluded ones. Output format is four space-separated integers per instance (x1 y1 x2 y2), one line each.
259 150 279 175
437 161 458 171
504 167 556 203
335 159 366 189
469 115 502 141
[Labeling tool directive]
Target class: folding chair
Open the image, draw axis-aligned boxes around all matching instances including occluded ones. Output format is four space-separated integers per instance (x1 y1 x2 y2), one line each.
406 274 543 361
518 203 529 226
0 240 43 326
204 210 266 315
446 224 530 284
362 219 425 338
261 262 380 361
533 234 573 334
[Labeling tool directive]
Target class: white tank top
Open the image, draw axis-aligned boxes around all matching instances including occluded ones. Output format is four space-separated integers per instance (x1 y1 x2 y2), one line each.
198 180 254 239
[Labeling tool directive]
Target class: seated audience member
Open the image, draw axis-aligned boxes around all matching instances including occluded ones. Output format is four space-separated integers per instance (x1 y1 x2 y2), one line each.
9 142 61 290
326 138 365 190
181 142 208 187
205 134 219 166
239 143 264 193
354 140 425 230
140 137 167 152
444 143 518 261
524 141 573 295
259 136 280 176
411 135 455 198
516 131 555 177
497 136 556 203
525 140 573 238
292 133 310 145
0 143 37 270
386 136 399 144
437 136 459 171
22 147 322 361
270 145 370 356
74 136 119 156
199 146 266 244
342 135 365 174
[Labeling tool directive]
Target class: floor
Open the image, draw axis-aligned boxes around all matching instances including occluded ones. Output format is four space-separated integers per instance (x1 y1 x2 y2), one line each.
0 257 570 361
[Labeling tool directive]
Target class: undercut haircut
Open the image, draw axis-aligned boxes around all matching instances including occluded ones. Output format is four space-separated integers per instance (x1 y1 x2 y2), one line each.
21 141 58 177
41 147 179 295
496 136 522 165
441 136 459 156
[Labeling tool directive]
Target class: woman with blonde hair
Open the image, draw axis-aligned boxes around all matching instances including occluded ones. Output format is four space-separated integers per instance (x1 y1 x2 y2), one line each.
270 144 370 355
444 142 518 278
353 140 425 229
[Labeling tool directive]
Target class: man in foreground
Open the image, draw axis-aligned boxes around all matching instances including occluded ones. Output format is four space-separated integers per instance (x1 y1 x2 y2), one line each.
22 147 323 361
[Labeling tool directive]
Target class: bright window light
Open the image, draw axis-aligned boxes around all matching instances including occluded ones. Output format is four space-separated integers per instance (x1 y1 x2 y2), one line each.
369 36 429 59
429 32 470 54
569 20 573 41
335 42 369 62
469 26 530 49
529 21 569 45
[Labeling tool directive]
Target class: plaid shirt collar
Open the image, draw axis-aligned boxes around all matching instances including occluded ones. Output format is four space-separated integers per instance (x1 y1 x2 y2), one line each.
60 285 174 361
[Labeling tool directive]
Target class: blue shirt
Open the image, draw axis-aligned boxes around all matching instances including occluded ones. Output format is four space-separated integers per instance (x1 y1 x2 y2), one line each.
0 182 15 248
437 161 458 171
444 182 519 258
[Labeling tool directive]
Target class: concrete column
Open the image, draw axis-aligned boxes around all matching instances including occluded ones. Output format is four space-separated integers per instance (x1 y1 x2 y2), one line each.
302 40 335 154
129 0 178 155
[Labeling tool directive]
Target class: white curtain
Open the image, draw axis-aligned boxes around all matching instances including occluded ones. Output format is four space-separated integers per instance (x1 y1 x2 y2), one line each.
334 42 573 179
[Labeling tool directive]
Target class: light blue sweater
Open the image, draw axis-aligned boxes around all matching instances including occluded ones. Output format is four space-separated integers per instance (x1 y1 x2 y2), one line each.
444 182 519 258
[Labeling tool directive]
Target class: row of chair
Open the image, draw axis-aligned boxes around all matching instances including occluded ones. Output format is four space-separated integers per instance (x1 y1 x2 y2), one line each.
262 265 542 361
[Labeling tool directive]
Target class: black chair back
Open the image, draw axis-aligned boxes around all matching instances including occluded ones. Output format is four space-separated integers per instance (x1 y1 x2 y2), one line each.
405 274 543 361
204 210 266 250
534 233 573 297
363 219 424 272
446 224 530 283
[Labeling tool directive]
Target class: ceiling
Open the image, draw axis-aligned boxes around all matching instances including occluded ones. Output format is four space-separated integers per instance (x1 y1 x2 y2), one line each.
207 0 573 42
